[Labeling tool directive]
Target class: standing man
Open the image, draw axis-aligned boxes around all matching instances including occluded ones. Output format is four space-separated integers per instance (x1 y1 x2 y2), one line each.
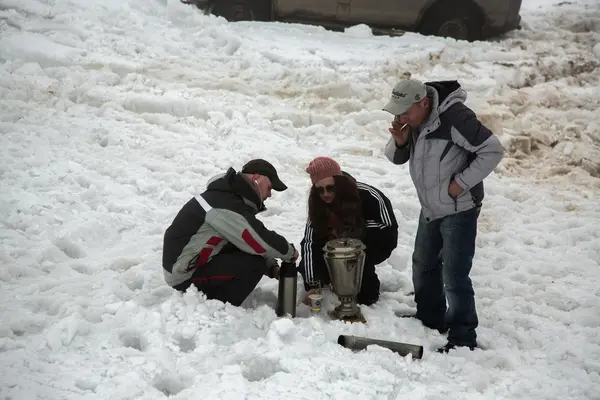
162 159 298 307
382 78 504 353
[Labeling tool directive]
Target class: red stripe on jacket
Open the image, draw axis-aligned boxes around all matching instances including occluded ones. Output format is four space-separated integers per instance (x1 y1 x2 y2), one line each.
242 229 266 254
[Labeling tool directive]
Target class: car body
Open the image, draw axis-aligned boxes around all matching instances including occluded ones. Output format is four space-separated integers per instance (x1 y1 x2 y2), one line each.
183 0 522 41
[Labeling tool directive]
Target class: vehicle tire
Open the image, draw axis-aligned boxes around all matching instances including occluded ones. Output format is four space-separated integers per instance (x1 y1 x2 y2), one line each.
211 0 271 22
249 0 271 21
419 0 483 41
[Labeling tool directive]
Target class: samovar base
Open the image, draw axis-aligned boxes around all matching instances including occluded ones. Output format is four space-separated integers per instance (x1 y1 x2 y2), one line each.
328 302 366 324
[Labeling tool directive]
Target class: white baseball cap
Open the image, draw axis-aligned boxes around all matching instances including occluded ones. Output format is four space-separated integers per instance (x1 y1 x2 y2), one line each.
383 79 427 115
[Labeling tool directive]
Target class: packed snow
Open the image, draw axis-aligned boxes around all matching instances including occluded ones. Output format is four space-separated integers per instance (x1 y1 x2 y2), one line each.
1 0 599 398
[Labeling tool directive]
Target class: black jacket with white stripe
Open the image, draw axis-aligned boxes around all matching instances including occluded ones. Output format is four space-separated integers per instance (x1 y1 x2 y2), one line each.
298 174 399 291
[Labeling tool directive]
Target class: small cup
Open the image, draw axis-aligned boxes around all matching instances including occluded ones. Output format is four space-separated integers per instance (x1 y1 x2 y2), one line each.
308 293 323 312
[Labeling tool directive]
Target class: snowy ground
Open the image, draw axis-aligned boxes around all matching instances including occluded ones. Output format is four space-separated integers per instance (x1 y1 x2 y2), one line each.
1 0 599 398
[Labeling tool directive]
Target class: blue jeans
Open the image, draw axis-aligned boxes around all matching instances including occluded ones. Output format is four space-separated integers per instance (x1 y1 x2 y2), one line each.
412 206 480 347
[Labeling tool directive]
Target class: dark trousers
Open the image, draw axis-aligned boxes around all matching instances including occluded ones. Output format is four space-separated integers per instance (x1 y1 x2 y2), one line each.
357 262 380 306
174 250 267 306
412 206 480 347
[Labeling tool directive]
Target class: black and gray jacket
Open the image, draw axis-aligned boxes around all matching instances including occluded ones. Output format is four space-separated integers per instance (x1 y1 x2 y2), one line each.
298 176 398 290
162 167 296 287
384 80 504 222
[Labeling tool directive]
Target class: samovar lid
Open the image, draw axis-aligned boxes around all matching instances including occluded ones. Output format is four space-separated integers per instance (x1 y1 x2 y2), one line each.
323 238 365 254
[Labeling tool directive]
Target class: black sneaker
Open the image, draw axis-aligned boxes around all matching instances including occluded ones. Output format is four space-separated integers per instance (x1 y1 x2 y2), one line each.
436 342 476 353
396 313 448 334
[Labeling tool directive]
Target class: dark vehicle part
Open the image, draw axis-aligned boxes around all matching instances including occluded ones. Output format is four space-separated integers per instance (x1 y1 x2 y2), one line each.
181 0 521 41
419 0 483 41
210 0 271 21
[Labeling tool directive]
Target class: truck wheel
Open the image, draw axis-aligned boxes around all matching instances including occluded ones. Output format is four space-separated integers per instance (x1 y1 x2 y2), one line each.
419 1 483 41
250 0 271 21
211 0 271 22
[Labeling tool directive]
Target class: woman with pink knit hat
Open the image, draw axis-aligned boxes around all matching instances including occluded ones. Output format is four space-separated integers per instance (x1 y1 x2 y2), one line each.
298 156 399 306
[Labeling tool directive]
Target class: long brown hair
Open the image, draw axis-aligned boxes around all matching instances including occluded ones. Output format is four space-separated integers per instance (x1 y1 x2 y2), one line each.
308 175 364 243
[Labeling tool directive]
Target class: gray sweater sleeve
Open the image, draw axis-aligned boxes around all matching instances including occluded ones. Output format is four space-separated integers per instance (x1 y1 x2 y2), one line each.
384 137 411 165
447 104 505 190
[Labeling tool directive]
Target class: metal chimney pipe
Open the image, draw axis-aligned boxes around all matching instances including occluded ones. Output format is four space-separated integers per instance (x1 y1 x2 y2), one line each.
338 335 423 359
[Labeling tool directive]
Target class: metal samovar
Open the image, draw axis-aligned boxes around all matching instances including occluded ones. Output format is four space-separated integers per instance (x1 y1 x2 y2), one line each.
322 238 367 323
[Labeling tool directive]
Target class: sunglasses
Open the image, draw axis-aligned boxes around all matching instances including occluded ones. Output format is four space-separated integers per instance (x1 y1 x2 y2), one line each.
315 184 335 194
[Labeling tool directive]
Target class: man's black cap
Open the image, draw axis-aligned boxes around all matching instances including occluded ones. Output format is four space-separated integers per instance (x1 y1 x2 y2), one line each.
241 159 288 191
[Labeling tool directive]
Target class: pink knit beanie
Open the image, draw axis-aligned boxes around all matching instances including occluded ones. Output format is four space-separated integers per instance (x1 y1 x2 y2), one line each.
305 157 342 184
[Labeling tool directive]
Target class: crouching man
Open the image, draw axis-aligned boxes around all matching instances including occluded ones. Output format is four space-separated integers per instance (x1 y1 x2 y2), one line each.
162 159 298 306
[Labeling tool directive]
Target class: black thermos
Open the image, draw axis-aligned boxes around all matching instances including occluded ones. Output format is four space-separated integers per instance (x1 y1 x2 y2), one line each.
276 261 298 317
